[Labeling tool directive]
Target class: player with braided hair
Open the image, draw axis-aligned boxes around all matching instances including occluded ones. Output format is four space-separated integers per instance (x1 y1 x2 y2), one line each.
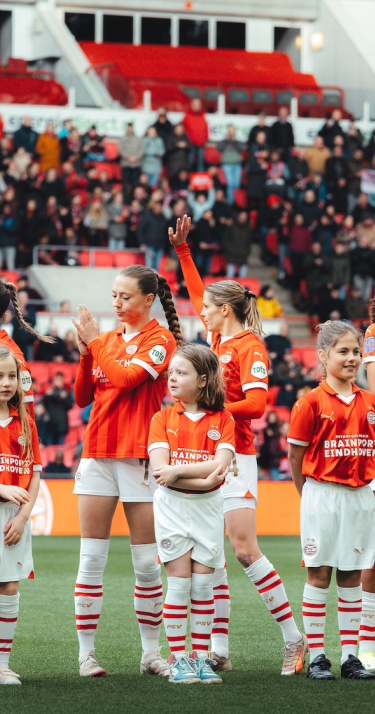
0 280 54 419
169 216 307 676
358 298 375 673
72 264 182 679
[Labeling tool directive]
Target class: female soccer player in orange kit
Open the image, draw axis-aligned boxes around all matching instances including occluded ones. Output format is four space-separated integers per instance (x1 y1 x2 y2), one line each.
288 320 375 680
72 265 182 678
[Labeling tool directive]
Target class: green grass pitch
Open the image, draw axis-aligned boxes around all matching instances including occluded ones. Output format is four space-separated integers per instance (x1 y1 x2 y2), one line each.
1 536 374 713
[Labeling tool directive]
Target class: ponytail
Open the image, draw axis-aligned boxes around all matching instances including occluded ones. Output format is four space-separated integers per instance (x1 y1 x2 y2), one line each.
4 282 55 344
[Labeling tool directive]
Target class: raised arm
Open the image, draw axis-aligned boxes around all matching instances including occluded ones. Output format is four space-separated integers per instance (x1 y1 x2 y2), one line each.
168 215 205 321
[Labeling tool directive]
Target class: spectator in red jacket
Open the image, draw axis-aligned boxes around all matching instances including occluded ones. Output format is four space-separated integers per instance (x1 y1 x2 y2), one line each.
182 99 209 172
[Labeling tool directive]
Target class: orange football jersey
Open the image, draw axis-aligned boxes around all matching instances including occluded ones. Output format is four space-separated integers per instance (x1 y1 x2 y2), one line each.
0 406 42 492
175 243 268 454
148 401 235 493
75 319 175 459
363 323 375 366
288 380 375 488
0 331 34 418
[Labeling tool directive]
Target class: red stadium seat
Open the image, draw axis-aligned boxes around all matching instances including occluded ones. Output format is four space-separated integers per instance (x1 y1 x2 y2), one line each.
48 362 73 385
266 231 279 257
267 385 280 405
103 140 119 161
68 404 83 428
94 252 114 267
202 275 260 296
28 361 50 389
273 406 291 423
113 251 144 268
78 251 91 267
0 270 21 284
42 444 76 469
233 189 247 209
299 347 317 370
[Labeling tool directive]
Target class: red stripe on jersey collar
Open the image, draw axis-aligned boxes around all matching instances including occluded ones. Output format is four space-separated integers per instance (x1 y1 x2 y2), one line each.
319 379 360 396
116 318 159 336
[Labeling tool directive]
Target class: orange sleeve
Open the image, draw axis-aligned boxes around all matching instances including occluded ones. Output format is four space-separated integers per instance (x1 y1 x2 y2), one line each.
148 411 169 450
226 388 267 421
30 419 42 467
74 354 95 408
288 397 315 443
217 412 236 450
175 243 205 321
87 338 154 393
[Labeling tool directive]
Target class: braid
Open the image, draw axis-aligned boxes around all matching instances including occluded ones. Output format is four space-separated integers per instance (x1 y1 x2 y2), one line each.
157 275 183 347
5 283 55 344
369 298 375 324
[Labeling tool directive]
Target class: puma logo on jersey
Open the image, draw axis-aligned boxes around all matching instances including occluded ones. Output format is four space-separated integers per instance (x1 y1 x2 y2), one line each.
167 428 179 436
161 335 172 345
320 412 334 422
254 351 264 359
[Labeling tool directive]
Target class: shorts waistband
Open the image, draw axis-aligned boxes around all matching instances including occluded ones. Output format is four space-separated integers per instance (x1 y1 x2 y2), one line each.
158 485 222 501
305 477 369 493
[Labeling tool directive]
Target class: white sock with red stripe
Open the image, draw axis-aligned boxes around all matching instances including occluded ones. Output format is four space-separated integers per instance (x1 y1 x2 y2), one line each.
337 585 362 664
163 577 191 657
245 556 301 644
302 583 328 659
211 566 230 658
0 594 19 669
359 591 375 654
74 538 109 657
190 573 215 657
131 543 163 656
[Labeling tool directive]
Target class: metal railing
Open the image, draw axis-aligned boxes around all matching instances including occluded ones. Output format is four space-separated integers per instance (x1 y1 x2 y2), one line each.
32 244 142 267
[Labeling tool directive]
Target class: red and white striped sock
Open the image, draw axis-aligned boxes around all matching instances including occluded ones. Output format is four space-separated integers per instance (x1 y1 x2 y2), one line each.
0 593 19 669
302 583 328 659
245 556 301 643
359 591 375 654
163 577 191 657
211 566 230 658
337 585 362 664
190 573 215 657
131 543 163 655
74 538 109 657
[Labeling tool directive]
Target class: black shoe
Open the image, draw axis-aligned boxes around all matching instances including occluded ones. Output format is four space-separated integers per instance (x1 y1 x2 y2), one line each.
307 654 335 680
341 655 375 679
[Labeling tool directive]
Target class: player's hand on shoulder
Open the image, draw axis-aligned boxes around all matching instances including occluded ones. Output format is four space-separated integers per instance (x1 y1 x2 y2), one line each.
168 214 191 247
0 484 30 505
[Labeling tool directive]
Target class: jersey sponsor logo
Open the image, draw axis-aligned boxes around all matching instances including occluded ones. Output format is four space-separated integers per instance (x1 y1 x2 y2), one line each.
220 354 231 364
250 361 267 378
161 538 172 549
149 345 167 364
207 429 221 440
320 411 335 422
20 370 32 392
367 411 375 425
365 336 375 353
125 344 138 355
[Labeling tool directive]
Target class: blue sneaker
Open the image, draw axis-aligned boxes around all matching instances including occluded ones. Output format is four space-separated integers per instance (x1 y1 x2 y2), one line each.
168 655 200 684
191 652 222 684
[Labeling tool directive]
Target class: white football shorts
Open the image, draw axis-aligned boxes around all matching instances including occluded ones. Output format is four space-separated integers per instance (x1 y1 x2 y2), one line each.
0 503 33 582
73 458 157 502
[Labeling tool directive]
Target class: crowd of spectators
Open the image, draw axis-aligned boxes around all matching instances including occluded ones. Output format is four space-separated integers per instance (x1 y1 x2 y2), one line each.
1 101 375 477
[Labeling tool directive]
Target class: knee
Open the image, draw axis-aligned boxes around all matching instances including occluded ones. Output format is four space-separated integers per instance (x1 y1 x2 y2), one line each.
232 541 262 569
131 543 159 575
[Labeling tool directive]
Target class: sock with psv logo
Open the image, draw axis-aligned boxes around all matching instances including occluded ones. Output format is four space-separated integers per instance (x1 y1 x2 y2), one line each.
0 593 19 669
211 566 230 658
245 556 301 644
190 573 215 657
131 543 163 655
359 591 375 654
163 577 191 657
74 538 109 657
337 585 362 664
302 583 328 659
